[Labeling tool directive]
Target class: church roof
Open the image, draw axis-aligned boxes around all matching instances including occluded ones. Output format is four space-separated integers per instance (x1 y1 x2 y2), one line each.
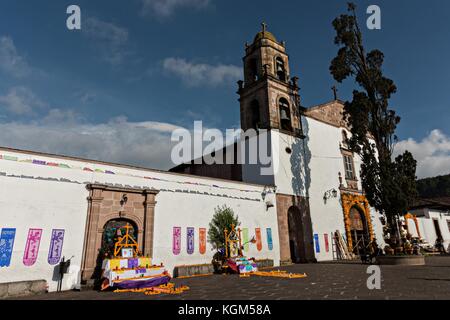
253 22 278 44
304 100 347 128
253 30 277 43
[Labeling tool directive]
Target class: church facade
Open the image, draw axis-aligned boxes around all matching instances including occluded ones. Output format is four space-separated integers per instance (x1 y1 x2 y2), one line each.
0 26 385 293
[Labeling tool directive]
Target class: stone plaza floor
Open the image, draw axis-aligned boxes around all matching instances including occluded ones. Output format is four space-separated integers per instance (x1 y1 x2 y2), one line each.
14 256 450 300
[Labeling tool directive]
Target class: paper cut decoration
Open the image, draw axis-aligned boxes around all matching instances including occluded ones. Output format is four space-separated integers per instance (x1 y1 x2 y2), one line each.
324 233 329 252
187 227 194 254
127 258 139 269
23 228 43 266
0 228 16 267
314 234 320 253
48 229 65 265
0 153 263 195
172 227 181 255
266 228 273 250
199 228 206 254
255 228 262 251
242 228 249 252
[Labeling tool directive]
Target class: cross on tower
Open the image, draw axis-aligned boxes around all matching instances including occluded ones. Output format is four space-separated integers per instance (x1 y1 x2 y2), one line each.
331 85 338 100
261 22 267 33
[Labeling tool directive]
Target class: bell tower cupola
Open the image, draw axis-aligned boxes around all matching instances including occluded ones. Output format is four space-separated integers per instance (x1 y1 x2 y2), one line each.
237 23 304 138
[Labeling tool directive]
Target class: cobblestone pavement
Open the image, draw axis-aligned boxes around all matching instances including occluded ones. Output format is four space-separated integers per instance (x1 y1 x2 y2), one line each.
14 256 450 300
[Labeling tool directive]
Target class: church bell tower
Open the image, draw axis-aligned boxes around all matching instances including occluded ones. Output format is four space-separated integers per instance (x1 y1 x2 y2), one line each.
237 23 304 138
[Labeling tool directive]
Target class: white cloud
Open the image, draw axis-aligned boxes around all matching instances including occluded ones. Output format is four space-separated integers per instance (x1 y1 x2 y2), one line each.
0 86 46 115
83 17 129 65
162 57 242 87
0 36 31 78
140 0 210 17
0 110 184 170
395 129 450 179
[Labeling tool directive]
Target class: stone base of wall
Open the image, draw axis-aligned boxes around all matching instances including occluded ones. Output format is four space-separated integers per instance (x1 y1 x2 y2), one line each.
173 264 215 278
255 259 274 268
0 280 47 299
280 259 293 266
173 259 275 277
376 255 425 266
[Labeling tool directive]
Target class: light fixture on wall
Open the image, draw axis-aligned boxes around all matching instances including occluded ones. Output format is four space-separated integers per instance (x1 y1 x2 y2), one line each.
261 185 277 200
120 194 128 206
261 185 277 210
119 194 128 216
323 188 338 203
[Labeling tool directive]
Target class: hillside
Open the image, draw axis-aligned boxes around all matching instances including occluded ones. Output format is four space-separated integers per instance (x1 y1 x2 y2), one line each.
416 174 450 198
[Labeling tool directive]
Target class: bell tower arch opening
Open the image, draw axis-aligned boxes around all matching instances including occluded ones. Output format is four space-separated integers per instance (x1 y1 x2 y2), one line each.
275 56 287 81
278 97 292 131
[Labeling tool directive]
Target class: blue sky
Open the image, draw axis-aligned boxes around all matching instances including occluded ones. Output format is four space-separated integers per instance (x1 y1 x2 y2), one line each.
0 0 449 178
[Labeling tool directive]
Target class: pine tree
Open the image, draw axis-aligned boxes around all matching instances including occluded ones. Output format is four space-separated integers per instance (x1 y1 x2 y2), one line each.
330 3 418 247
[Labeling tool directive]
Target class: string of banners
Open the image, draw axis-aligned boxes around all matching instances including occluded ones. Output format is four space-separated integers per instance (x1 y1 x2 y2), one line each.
0 227 65 268
0 154 262 201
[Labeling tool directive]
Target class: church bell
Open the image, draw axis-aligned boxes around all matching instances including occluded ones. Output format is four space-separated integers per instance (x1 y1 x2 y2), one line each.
280 109 290 121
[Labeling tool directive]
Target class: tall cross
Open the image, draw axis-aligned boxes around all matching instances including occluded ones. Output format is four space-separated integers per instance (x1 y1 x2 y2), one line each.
332 85 338 100
261 22 267 33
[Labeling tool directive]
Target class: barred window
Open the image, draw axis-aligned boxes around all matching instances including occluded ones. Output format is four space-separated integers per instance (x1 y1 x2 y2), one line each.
344 154 356 180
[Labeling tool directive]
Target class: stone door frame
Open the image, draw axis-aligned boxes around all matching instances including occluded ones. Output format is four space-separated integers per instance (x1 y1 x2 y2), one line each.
80 184 159 282
276 193 316 265
340 192 374 253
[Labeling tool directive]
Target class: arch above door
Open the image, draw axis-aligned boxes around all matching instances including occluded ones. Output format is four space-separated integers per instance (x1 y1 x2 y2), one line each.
340 192 374 253
80 184 159 283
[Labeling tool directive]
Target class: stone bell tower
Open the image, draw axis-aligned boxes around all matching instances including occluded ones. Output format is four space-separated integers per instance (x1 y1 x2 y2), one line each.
237 23 304 138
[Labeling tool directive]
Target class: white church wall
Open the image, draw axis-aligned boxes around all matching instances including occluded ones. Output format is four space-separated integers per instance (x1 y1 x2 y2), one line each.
0 175 88 292
152 191 279 273
302 118 348 261
0 148 280 292
263 118 385 261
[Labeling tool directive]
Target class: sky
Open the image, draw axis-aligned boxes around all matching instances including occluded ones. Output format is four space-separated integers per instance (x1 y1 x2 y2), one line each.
0 0 449 178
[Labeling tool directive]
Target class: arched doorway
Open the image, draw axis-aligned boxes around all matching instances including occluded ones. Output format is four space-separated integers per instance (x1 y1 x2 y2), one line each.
92 219 138 284
288 206 306 263
349 206 369 255
101 219 138 258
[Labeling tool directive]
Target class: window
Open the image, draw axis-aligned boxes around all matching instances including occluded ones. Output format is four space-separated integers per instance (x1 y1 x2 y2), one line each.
447 220 450 233
343 154 356 180
275 57 286 81
250 100 260 129
279 98 292 131
247 58 258 82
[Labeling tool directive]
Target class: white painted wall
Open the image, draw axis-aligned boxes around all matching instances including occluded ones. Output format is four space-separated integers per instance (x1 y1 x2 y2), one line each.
410 208 450 250
0 148 280 292
0 176 88 292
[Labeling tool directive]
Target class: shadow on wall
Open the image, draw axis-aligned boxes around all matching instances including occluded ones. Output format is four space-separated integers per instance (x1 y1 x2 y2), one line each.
290 118 311 197
289 117 316 262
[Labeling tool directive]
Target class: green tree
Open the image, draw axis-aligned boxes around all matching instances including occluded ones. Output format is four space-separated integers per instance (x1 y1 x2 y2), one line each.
208 205 240 250
330 3 418 246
